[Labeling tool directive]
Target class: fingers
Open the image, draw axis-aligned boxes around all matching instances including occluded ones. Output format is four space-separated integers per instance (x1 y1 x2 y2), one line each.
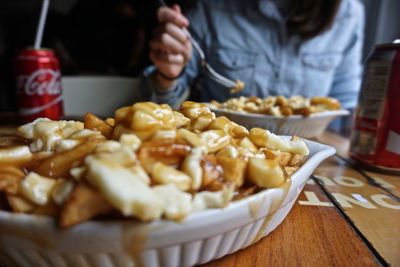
171 4 181 13
165 22 188 43
151 50 185 64
150 51 185 79
158 6 189 27
159 52 185 64
150 33 191 61
154 22 187 43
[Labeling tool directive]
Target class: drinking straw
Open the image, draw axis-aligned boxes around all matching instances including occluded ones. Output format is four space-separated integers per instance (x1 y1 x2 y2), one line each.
34 0 50 49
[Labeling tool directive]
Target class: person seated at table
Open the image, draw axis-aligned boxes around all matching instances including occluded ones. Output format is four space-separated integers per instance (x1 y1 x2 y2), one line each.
139 0 365 111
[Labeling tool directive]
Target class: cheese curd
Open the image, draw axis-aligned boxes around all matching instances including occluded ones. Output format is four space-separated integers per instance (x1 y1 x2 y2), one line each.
181 147 205 190
51 179 74 205
115 102 190 141
85 156 163 220
119 134 141 151
153 184 192 220
17 118 103 153
18 118 84 152
192 184 235 211
249 128 309 156
56 139 81 152
20 172 57 205
151 162 191 191
152 129 177 140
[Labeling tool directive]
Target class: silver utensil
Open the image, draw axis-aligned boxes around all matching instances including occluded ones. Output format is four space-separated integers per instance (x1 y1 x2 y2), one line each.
157 0 242 91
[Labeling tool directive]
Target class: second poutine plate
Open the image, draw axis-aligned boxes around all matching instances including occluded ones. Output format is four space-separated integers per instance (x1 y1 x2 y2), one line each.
210 107 350 138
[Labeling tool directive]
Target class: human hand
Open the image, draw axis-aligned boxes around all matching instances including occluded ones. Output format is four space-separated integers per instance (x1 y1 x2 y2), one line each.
150 4 192 85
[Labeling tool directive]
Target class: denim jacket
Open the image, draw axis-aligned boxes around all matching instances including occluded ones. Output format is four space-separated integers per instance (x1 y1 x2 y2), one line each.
140 0 365 109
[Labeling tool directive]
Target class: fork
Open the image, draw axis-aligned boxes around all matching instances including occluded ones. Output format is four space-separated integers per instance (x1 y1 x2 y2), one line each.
157 0 240 90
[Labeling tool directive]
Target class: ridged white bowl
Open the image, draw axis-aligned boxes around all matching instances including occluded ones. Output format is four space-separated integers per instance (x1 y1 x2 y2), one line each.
0 138 335 267
211 108 350 138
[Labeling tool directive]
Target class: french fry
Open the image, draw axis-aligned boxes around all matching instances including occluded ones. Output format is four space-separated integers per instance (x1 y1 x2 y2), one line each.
84 112 113 138
276 96 288 107
311 96 341 110
105 118 115 126
34 138 104 178
202 178 225 192
0 146 33 166
32 200 59 216
180 101 213 120
280 106 293 116
263 149 292 167
138 139 190 172
151 162 191 191
284 166 299 176
0 166 24 194
191 113 214 131
233 184 258 200
6 195 35 213
218 156 247 187
60 183 112 227
294 107 312 117
289 154 305 167
201 155 223 188
0 165 25 177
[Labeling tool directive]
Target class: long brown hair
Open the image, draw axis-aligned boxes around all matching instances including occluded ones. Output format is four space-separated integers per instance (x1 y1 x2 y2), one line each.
287 0 341 39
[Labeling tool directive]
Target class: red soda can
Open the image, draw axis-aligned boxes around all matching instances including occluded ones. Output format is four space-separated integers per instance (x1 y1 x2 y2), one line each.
349 41 400 173
15 48 63 122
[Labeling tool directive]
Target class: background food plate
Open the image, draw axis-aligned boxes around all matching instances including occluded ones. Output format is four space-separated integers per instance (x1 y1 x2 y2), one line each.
0 138 335 267
211 108 350 138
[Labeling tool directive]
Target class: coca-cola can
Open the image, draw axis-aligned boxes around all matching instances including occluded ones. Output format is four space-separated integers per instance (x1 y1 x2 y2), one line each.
349 41 400 173
15 48 63 122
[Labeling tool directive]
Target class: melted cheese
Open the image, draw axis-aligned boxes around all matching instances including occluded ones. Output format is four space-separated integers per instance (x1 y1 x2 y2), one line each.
51 179 74 205
17 118 86 152
181 147 205 190
20 172 56 205
192 184 235 211
247 158 285 188
249 128 309 155
85 156 163 220
151 162 191 191
152 184 192 220
119 134 141 151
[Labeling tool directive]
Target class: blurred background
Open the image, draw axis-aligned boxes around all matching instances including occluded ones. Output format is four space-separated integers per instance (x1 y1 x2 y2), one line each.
0 0 399 115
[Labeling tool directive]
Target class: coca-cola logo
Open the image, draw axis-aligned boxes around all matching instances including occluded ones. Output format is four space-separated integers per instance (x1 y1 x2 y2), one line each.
22 69 61 96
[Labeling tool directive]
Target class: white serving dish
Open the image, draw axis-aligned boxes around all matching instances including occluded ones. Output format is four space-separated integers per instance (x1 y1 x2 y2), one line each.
211 108 350 138
0 138 335 267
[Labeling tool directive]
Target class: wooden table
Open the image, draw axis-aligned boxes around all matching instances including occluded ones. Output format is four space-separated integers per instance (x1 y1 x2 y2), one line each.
203 131 399 267
0 126 398 267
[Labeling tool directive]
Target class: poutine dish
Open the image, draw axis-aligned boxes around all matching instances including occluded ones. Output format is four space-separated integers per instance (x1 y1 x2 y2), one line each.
0 101 310 228
210 95 342 117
